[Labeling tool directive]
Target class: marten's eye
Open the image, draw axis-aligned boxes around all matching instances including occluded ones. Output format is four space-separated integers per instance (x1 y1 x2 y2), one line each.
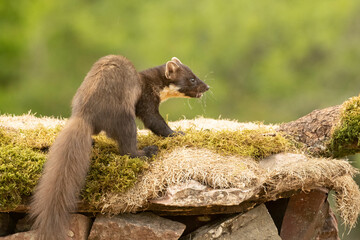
189 78 196 84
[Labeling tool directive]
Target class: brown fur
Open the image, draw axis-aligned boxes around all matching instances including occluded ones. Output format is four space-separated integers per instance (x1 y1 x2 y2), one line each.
30 55 209 239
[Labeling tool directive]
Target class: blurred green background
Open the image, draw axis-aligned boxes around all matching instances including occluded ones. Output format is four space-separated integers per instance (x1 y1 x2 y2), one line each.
1 0 360 238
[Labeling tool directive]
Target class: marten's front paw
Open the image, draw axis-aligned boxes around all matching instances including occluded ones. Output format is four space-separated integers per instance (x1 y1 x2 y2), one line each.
143 145 158 157
169 131 185 137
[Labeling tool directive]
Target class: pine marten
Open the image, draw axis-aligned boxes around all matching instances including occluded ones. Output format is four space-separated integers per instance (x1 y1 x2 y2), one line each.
30 55 209 240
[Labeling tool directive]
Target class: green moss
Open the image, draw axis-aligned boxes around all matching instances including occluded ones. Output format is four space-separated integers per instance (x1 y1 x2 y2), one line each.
0 126 50 210
0 120 294 211
81 134 149 209
0 126 61 210
0 126 149 211
0 128 12 146
0 145 46 209
4 126 61 150
330 95 360 158
17 126 62 150
138 127 293 159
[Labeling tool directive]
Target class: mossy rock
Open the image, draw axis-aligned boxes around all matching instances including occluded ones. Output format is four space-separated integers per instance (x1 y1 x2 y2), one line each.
330 95 360 158
0 116 295 211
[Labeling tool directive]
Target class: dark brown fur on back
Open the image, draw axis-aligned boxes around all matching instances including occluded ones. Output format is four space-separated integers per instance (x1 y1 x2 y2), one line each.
30 55 209 239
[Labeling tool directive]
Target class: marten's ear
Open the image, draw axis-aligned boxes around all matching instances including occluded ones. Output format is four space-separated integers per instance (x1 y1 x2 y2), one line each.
165 61 179 79
171 57 182 65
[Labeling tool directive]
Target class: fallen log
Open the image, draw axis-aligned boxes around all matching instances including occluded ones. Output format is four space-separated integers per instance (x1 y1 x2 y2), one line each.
279 95 360 157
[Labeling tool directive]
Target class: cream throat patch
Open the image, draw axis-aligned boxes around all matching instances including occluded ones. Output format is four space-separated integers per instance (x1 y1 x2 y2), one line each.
159 84 190 102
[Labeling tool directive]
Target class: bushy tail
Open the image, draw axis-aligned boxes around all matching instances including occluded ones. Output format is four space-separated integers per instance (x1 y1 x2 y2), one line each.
30 117 93 240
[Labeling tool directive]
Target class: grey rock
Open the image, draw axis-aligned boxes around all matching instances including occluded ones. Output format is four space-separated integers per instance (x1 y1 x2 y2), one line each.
0 214 91 240
0 230 36 240
66 214 92 240
182 204 281 240
149 180 259 211
88 212 185 240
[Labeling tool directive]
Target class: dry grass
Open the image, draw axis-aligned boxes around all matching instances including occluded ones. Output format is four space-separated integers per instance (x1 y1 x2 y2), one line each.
98 147 263 213
97 149 360 228
263 155 360 228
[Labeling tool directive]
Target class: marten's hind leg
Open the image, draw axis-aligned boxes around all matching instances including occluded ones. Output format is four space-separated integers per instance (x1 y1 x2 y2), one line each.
107 112 157 158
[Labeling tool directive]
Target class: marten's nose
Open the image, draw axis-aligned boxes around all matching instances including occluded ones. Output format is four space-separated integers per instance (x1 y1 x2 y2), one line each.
204 85 210 91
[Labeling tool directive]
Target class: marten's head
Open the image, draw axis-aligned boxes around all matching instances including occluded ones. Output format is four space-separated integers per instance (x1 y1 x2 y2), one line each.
161 57 209 102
